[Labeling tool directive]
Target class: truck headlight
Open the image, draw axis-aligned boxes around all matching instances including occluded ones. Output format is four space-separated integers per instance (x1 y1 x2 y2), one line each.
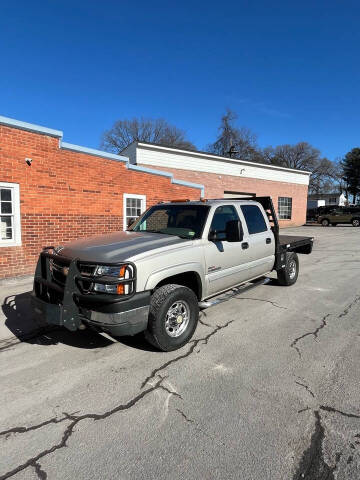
95 265 127 277
92 264 133 295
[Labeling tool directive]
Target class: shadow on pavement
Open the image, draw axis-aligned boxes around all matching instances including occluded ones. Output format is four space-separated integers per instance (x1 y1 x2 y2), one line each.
1 291 155 351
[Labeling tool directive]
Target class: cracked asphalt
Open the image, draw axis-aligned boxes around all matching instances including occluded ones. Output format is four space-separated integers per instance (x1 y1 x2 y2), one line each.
1 225 360 479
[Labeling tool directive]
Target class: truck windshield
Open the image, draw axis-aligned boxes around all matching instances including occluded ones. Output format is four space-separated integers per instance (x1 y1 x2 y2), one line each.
129 204 210 239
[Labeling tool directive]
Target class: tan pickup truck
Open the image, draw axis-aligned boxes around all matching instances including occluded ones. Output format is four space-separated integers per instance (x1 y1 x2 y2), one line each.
32 196 313 351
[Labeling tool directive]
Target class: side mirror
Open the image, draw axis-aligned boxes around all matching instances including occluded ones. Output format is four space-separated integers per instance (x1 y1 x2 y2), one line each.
225 220 243 242
208 230 219 242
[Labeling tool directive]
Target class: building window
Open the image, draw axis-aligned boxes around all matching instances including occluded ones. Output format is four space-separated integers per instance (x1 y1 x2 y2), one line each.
0 182 21 247
278 197 292 220
123 194 146 230
328 197 337 204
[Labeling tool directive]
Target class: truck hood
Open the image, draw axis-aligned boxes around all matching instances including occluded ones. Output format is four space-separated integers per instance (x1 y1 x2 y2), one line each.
58 231 189 263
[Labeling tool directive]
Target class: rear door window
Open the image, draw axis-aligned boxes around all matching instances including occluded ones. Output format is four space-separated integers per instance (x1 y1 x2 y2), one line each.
241 205 267 234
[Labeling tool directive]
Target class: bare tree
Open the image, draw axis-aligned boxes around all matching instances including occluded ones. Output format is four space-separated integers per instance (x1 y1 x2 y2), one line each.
206 110 260 162
261 142 321 171
261 142 340 194
101 117 196 153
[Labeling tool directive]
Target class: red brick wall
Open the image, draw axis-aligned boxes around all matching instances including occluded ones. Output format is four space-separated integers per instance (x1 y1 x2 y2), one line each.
0 125 200 279
138 164 308 228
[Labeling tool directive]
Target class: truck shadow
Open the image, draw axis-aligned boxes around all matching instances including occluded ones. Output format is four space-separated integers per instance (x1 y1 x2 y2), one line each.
1 291 155 351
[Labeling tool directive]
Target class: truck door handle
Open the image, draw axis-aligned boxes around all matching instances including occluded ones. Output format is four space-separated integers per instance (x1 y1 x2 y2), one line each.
266 238 271 244
241 242 249 249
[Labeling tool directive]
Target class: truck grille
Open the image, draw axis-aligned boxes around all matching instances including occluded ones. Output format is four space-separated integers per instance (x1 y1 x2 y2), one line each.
51 257 71 287
51 258 96 290
77 264 96 292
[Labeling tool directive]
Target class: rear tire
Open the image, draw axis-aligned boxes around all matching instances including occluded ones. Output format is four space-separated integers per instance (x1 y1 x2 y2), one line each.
145 284 199 351
277 252 299 286
352 218 360 227
321 218 330 226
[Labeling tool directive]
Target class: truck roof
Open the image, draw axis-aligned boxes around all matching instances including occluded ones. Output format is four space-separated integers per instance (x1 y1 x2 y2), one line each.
159 198 264 207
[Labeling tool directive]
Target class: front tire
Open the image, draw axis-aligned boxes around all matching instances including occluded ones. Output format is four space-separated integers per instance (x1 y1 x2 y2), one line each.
352 218 360 227
145 284 199 351
277 252 299 286
321 218 330 226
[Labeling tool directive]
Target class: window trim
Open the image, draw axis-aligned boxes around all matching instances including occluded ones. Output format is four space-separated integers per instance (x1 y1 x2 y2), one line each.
278 196 293 220
0 182 21 247
123 193 146 231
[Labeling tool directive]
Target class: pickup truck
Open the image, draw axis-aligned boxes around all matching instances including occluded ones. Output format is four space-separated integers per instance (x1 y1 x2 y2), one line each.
31 196 313 351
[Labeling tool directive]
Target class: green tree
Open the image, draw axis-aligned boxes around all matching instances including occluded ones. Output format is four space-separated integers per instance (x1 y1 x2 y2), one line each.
101 117 196 153
341 148 360 204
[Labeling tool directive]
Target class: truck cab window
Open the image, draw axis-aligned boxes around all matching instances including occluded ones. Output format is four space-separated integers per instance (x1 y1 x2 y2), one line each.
241 205 267 234
209 205 239 241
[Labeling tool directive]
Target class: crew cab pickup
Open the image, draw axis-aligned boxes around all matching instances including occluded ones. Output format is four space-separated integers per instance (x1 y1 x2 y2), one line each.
31 197 313 351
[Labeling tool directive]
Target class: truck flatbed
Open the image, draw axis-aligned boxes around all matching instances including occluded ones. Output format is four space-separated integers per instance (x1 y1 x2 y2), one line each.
278 234 314 255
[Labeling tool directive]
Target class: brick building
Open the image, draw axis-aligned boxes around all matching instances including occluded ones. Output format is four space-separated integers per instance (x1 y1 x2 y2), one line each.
0 116 203 279
122 142 310 227
0 116 310 280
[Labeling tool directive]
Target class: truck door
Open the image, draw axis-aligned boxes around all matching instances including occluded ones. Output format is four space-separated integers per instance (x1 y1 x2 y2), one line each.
204 204 253 296
238 204 275 279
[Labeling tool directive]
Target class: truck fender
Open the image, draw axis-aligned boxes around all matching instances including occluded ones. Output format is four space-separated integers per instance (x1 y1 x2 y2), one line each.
145 262 205 296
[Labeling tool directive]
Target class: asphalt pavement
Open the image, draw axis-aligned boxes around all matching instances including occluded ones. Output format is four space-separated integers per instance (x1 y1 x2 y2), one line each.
1 225 360 480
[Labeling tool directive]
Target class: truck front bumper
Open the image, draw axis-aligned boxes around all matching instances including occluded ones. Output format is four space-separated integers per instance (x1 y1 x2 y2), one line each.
31 291 150 336
85 293 150 336
31 249 150 337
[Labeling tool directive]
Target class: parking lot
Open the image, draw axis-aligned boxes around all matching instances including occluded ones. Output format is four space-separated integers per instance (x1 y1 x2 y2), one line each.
1 225 360 480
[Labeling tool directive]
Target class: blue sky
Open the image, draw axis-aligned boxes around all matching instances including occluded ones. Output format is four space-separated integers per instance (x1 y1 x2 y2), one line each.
1 1 359 161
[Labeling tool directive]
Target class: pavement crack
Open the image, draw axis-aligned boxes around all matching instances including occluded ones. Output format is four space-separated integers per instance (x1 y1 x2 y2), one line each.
158 384 183 400
295 381 315 398
338 295 360 319
140 320 234 389
320 405 360 419
32 461 47 480
0 412 79 439
0 377 166 480
234 296 287 309
198 314 213 328
176 408 194 423
290 314 330 358
298 407 311 414
292 410 341 479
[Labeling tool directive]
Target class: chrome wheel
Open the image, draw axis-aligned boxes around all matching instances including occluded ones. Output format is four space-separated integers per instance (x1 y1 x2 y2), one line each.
165 300 190 338
352 219 360 227
288 260 297 280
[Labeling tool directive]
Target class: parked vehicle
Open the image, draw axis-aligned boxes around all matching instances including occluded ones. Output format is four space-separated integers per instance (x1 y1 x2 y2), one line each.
317 206 360 227
32 197 313 351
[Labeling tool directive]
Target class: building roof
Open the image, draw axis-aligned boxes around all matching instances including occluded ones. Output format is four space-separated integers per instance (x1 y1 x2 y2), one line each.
124 140 312 176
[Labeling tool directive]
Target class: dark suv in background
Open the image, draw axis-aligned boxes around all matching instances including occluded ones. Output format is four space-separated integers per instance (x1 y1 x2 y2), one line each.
317 206 360 227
